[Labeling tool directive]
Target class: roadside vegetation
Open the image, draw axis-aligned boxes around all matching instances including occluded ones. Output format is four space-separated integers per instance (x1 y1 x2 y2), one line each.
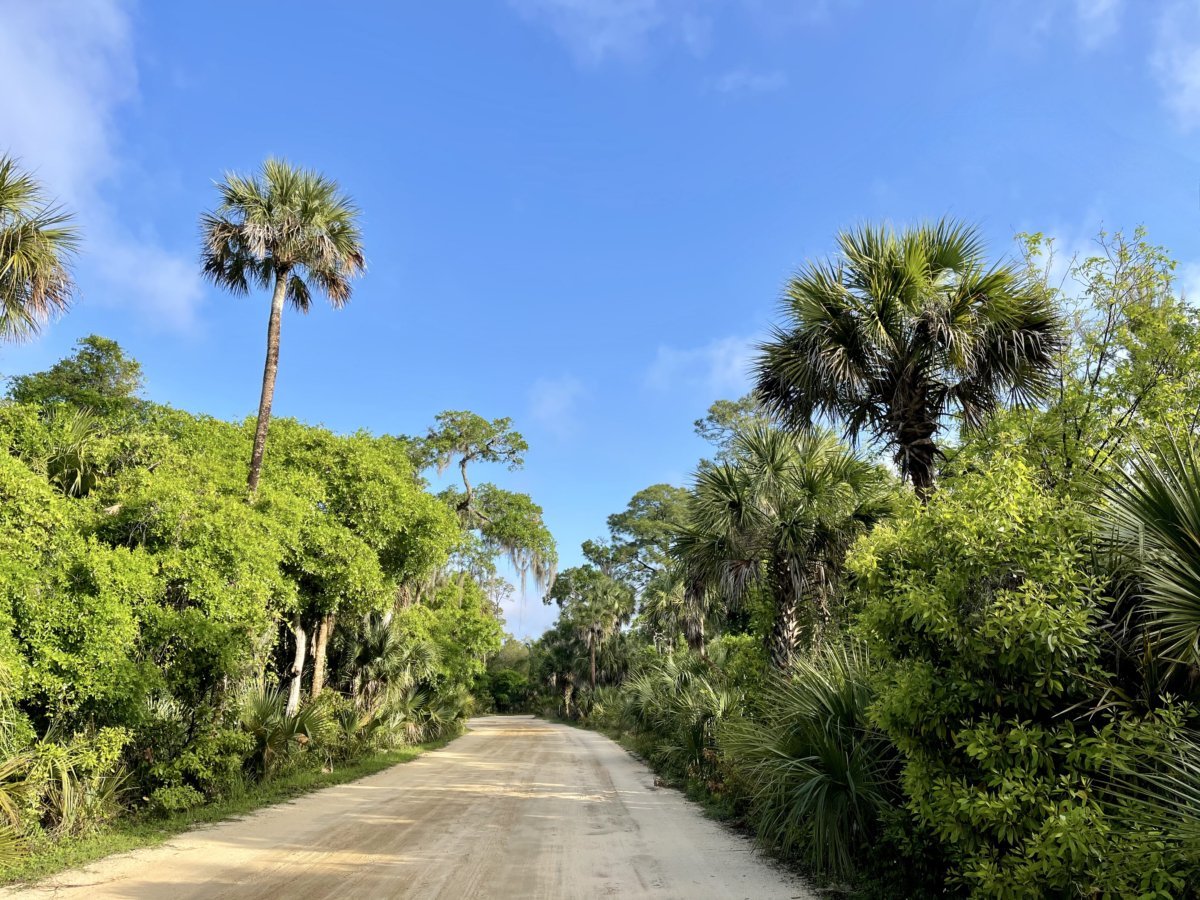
0 156 555 878
532 223 1200 897
5 144 1200 897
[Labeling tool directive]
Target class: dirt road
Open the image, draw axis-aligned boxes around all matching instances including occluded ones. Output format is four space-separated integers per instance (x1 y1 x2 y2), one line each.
2 716 812 899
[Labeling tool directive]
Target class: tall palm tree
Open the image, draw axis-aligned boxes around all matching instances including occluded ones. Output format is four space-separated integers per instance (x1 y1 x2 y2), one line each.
675 427 890 667
200 158 364 497
0 155 78 343
755 219 1061 500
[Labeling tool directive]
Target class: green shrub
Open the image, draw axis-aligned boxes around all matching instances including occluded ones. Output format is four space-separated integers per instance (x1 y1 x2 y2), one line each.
718 642 896 882
23 727 130 838
487 669 529 713
578 685 623 731
622 654 737 785
237 685 330 778
851 456 1194 896
147 785 204 814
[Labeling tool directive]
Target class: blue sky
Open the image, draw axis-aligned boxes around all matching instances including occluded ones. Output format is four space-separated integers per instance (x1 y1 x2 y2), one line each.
2 0 1200 637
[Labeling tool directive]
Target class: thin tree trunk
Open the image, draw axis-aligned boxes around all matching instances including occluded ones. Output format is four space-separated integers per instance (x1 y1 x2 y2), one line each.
310 613 335 699
589 641 597 690
459 458 473 507
247 268 290 498
684 585 706 656
286 613 307 716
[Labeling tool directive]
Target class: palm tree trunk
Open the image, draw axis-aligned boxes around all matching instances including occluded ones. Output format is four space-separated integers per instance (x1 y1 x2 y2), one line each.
769 597 802 669
310 613 335 699
589 640 597 690
768 556 802 669
286 613 307 716
896 421 939 502
247 268 290 498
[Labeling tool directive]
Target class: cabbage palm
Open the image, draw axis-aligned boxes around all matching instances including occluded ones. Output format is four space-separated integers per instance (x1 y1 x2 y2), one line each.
0 155 77 343
571 579 632 689
755 219 1061 499
238 683 330 777
639 568 707 653
200 159 364 497
675 427 890 667
339 613 438 711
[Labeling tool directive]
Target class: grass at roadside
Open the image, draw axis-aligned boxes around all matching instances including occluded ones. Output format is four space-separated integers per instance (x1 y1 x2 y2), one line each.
1 734 459 887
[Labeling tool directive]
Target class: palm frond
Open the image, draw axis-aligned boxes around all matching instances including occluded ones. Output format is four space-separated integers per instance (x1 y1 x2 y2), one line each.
0 155 78 342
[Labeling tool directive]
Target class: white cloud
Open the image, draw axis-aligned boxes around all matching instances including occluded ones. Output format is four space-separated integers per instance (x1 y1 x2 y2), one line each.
713 68 787 95
647 335 757 396
0 0 204 330
1153 1 1200 130
1073 0 1122 49
528 375 584 438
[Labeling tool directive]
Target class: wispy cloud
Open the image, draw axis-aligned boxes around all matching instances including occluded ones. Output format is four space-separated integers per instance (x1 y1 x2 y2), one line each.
647 335 757 396
529 375 585 438
1153 1 1200 130
713 68 787 95
0 0 203 330
1073 0 1122 49
510 0 689 64
510 0 835 65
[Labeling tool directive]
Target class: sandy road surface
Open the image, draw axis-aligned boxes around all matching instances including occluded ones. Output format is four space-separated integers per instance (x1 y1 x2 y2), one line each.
2 715 812 900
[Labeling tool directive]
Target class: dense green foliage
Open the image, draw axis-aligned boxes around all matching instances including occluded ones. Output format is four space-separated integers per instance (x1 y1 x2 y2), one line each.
854 457 1191 895
7 335 142 415
0 334 551 871
535 223 1200 897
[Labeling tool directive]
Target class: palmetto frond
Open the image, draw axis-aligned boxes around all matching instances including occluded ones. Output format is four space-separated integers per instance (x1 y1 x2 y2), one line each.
200 158 364 312
238 682 330 775
1103 440 1200 665
755 219 1062 495
0 155 78 342
718 642 896 880
674 425 892 663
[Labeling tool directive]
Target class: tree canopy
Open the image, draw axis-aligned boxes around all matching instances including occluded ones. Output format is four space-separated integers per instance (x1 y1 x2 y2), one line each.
7 335 143 415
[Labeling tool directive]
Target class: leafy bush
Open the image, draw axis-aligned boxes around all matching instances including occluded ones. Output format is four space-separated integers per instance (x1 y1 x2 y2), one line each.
578 685 623 731
132 696 253 804
23 727 129 838
851 456 1194 896
487 669 529 713
147 785 204 814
